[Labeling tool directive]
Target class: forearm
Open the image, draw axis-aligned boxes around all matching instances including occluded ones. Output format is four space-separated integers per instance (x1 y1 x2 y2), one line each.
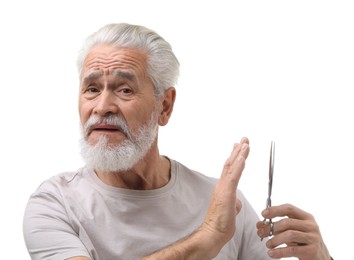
142 228 222 260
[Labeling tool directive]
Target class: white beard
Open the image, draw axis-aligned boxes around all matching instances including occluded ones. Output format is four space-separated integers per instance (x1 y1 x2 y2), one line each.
79 112 159 173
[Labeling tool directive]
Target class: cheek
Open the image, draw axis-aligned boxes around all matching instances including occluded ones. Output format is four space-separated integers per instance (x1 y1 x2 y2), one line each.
78 101 92 125
124 108 151 132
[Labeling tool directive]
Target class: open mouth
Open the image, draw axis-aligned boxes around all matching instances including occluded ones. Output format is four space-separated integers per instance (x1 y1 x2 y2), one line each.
90 124 125 136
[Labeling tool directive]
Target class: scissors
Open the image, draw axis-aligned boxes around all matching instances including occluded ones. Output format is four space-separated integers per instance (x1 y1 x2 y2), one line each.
261 141 275 241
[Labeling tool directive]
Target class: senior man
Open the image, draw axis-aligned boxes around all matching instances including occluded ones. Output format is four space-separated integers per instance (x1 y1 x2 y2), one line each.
23 23 332 260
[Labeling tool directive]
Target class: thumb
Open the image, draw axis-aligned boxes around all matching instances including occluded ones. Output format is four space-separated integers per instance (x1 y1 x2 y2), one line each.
235 199 242 214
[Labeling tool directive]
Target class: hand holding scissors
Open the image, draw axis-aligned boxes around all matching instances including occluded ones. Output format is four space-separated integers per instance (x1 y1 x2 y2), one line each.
256 141 332 259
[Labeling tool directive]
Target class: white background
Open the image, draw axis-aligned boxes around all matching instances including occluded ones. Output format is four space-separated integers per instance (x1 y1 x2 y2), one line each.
1 1 353 259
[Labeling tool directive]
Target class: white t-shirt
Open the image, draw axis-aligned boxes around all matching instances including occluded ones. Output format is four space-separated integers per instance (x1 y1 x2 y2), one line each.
23 159 271 260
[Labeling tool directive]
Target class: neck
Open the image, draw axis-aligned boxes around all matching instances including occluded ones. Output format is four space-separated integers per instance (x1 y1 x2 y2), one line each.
95 146 171 190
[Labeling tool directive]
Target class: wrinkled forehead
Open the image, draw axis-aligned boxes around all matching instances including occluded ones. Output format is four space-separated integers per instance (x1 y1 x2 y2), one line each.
80 44 149 81
82 70 137 87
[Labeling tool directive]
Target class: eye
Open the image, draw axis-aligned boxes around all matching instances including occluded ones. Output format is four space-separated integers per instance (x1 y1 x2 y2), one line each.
117 86 134 96
120 88 133 94
81 85 100 99
86 86 100 93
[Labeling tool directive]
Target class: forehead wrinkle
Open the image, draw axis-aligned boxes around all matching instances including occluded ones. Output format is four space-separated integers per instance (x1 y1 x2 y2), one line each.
82 47 150 85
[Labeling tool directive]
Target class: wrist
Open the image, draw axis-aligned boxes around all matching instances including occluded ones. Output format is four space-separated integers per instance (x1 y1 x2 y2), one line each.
142 227 223 260
193 227 226 258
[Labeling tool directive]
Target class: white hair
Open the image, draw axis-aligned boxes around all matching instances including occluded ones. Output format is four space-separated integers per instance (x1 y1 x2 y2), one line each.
77 23 180 96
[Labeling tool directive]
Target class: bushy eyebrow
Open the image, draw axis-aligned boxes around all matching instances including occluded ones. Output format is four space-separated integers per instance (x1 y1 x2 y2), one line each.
82 70 136 86
82 71 104 86
112 70 136 82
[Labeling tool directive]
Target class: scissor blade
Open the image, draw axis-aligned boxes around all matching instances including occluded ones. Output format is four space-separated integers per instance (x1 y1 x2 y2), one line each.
268 141 275 198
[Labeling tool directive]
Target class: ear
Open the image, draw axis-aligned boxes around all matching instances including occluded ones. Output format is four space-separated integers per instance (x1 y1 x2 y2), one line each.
158 87 176 126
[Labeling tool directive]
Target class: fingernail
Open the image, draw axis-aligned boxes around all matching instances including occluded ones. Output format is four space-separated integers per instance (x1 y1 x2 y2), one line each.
262 209 269 217
266 240 271 248
268 249 274 257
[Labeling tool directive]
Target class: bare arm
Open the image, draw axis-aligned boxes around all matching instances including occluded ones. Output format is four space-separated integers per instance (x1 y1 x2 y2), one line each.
141 228 221 260
143 138 250 259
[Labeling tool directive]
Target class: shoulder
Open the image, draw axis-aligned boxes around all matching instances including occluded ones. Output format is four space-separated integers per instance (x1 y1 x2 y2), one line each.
172 159 218 186
171 159 250 203
24 167 91 227
29 167 88 200
169 159 219 203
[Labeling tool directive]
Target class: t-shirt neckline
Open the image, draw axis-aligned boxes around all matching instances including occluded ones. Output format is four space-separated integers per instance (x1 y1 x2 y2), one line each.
85 158 177 199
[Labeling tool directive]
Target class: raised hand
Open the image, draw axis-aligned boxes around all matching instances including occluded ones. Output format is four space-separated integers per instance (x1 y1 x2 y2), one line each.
201 137 250 247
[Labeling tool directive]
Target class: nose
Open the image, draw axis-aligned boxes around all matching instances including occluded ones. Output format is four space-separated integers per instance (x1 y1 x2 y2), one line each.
93 90 119 116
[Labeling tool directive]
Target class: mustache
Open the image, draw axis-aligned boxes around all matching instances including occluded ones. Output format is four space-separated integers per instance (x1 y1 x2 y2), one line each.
83 115 132 139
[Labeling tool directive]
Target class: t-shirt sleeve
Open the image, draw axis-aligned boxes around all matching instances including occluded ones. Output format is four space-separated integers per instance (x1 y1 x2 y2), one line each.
23 188 92 260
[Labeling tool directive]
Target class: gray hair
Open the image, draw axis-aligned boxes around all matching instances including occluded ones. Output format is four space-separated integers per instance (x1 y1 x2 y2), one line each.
77 23 180 96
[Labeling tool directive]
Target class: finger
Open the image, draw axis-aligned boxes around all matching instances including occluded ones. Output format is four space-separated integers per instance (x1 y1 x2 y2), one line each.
222 144 242 176
266 230 315 249
256 221 273 239
221 143 249 187
236 137 250 161
228 137 250 163
257 217 318 239
215 138 250 204
221 137 249 173
256 221 266 238
267 244 316 259
275 217 319 234
235 198 243 214
262 203 315 221
240 137 250 158
223 137 249 175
